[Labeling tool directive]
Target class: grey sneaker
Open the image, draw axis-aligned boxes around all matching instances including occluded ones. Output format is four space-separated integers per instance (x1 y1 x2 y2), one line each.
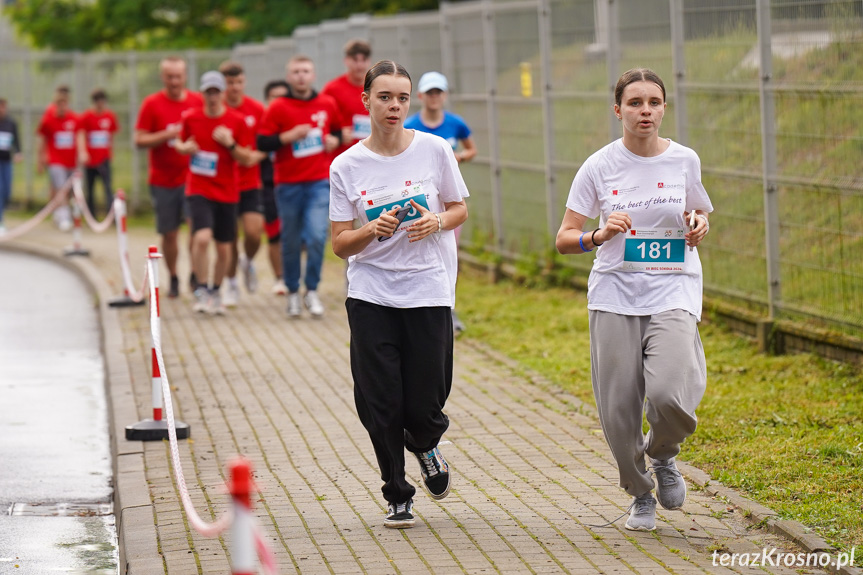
650 457 686 510
287 293 301 318
193 287 209 313
223 278 239 308
240 254 258 293
414 446 451 500
384 499 415 529
304 290 324 317
208 290 226 316
625 492 657 531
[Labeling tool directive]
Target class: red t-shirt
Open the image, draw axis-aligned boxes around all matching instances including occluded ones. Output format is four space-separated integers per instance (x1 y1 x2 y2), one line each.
180 107 252 203
78 109 118 167
227 96 265 192
321 74 369 156
37 109 78 168
258 94 342 184
135 91 203 187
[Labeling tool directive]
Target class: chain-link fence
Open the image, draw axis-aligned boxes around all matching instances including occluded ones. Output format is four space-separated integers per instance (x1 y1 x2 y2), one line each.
2 0 861 333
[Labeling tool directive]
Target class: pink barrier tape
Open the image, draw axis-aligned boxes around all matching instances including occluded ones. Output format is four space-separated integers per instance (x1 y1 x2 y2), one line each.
70 173 115 233
146 251 233 538
113 192 148 303
0 176 73 243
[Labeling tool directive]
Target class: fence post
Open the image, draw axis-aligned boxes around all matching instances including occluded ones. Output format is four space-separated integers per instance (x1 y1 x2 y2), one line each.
604 0 620 142
23 52 34 207
756 0 782 319
128 51 141 213
538 0 558 244
669 0 689 146
481 0 505 254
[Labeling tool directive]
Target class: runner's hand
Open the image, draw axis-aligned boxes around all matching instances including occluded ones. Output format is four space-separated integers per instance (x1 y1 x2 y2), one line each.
324 134 339 153
594 211 631 244
406 200 439 243
282 124 312 143
175 136 199 155
684 211 709 247
212 126 235 148
373 206 402 240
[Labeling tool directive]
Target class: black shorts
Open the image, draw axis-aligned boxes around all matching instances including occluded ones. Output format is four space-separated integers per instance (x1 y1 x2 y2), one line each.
238 188 265 215
149 184 187 234
261 185 279 224
187 195 238 243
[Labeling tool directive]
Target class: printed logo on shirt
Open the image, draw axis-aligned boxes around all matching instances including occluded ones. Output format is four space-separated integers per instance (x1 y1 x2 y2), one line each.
310 111 328 127
405 181 411 186
658 182 684 189
245 115 256 128
63 120 76 130
613 190 618 195
361 190 367 196
658 182 664 188
608 186 637 197
99 118 111 129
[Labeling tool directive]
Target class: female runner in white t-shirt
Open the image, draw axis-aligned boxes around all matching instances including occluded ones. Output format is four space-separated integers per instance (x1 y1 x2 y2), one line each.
556 68 713 532
329 60 469 529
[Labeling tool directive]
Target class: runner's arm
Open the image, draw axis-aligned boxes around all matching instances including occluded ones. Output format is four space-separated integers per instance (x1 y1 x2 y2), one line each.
455 136 477 164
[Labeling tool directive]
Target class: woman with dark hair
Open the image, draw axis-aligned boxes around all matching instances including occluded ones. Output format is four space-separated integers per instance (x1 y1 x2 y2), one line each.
556 68 713 531
329 60 469 529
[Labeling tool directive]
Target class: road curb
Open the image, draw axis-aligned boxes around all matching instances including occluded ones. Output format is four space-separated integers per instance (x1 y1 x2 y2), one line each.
1 241 162 575
462 337 860 575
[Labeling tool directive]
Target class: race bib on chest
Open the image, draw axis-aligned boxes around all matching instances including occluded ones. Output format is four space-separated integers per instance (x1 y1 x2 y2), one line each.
352 115 371 140
362 182 430 227
0 132 12 151
620 228 686 273
88 130 110 148
190 151 218 177
292 127 324 158
54 131 74 149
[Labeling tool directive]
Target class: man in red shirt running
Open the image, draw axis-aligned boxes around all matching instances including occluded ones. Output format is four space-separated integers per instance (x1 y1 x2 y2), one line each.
219 60 266 307
257 55 342 318
37 85 78 231
321 39 372 156
77 88 118 217
135 57 203 297
174 71 257 315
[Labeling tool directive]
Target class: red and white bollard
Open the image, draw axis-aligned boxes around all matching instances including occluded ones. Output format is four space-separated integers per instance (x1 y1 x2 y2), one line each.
126 246 190 441
108 190 146 307
63 197 90 257
227 457 257 575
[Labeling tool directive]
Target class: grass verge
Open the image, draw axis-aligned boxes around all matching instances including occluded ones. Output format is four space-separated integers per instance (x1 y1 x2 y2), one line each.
455 266 863 551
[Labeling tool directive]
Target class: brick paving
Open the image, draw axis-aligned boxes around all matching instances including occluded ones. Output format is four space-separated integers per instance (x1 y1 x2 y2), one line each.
5 219 839 575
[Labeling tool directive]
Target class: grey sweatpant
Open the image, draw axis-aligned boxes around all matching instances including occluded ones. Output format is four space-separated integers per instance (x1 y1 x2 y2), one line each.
589 309 707 497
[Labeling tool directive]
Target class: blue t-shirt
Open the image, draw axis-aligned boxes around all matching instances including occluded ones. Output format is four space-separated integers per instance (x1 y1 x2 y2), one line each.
405 111 471 150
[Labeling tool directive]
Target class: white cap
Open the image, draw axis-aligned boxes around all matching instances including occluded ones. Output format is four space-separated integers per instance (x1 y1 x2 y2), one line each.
417 71 448 94
200 71 226 92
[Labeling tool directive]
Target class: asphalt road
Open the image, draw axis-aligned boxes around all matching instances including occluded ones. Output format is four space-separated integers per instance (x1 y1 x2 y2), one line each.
0 250 116 574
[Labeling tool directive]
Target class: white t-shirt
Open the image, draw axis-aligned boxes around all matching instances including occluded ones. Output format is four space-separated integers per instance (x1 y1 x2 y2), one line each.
566 139 714 320
329 130 470 308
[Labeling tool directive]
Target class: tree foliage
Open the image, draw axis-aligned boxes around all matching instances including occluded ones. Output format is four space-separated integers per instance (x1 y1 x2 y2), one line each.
4 0 440 51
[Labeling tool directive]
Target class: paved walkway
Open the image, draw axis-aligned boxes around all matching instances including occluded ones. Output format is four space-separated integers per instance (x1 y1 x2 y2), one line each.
4 219 840 575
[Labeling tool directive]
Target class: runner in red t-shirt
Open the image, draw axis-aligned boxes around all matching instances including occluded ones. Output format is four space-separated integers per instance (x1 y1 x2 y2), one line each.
174 71 257 316
260 80 291 296
321 39 372 157
219 61 267 307
37 85 78 231
257 55 342 319
76 88 118 218
134 57 204 297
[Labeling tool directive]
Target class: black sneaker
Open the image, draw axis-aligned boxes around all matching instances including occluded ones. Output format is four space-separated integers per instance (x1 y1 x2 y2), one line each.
414 446 451 500
189 272 198 292
384 498 415 529
168 275 180 298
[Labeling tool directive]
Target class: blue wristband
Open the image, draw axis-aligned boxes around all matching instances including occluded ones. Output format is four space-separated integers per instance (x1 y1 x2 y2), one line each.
579 232 593 253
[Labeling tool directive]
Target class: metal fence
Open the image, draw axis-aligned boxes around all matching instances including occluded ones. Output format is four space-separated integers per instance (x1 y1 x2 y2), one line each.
1 0 861 333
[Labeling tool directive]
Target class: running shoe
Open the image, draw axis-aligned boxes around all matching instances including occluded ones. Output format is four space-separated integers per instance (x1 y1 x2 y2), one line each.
304 290 324 317
193 287 209 313
651 457 687 510
240 254 258 293
208 290 226 316
168 276 180 299
271 280 287 296
414 445 451 500
223 278 239 308
287 293 301 318
384 499 415 529
625 492 657 531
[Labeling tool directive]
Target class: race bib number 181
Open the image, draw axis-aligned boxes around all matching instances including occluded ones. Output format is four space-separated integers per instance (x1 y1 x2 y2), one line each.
621 228 686 273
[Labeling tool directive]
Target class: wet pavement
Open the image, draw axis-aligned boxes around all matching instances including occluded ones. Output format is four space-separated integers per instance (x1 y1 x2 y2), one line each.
0 251 117 574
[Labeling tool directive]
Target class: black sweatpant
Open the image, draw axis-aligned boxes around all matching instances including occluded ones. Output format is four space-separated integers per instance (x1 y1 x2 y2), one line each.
85 160 113 217
345 298 453 504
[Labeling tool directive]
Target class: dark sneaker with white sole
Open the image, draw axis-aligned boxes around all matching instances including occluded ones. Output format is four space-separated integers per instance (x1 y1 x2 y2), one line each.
625 492 657 531
650 457 687 510
384 499 415 529
414 446 451 500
